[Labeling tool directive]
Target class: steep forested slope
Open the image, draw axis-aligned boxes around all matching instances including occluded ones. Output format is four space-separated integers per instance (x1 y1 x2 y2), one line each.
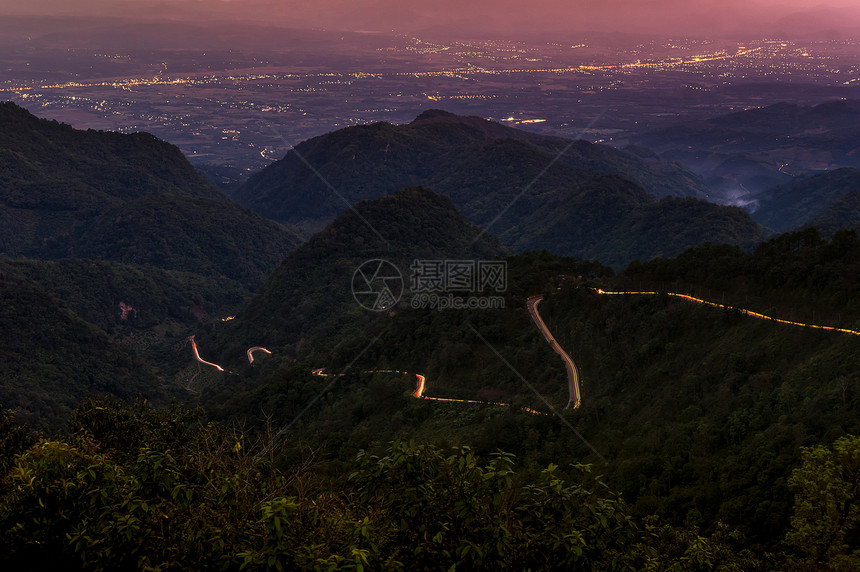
235 111 759 268
0 102 303 281
0 266 159 428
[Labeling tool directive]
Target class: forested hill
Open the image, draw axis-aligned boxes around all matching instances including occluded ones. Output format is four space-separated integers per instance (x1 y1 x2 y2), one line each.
0 264 160 429
206 186 507 363
750 167 860 234
0 101 223 210
0 103 304 410
0 102 302 287
194 228 860 560
808 189 860 236
2 228 859 567
233 110 763 268
631 99 860 201
620 227 860 324
67 194 302 288
483 173 762 269
234 109 712 233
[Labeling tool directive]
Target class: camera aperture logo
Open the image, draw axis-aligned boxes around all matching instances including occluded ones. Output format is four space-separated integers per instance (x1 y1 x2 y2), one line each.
352 259 404 311
352 259 506 312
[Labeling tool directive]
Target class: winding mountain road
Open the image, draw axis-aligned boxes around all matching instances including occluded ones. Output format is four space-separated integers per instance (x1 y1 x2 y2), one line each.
311 368 545 415
527 295 581 409
594 289 860 336
524 286 860 411
189 335 225 372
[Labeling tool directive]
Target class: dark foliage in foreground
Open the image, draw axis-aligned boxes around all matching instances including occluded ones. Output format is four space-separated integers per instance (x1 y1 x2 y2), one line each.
6 397 833 571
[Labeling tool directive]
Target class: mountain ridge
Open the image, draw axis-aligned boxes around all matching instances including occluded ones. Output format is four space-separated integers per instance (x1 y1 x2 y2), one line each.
0 101 303 286
234 110 761 268
0 264 162 429
235 109 714 231
208 186 507 363
633 99 860 202
749 167 860 233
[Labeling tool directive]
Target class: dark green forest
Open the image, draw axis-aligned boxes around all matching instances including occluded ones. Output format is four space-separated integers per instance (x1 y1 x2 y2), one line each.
0 102 302 271
0 102 305 426
2 398 859 570
751 168 860 233
4 196 859 569
0 266 159 428
183 228 860 562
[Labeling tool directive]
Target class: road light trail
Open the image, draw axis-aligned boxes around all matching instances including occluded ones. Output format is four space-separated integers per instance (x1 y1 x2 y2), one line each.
189 335 225 372
527 296 581 409
413 372 547 415
312 368 546 415
413 373 426 398
247 346 272 364
593 289 860 336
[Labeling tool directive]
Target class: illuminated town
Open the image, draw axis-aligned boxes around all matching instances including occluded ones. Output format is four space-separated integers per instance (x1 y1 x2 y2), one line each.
2 34 859 176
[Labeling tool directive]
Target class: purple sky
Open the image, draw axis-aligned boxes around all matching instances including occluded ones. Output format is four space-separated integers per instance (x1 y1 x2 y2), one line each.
1 0 859 38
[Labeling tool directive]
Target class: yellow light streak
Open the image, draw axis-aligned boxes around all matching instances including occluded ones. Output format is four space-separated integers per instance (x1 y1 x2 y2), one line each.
246 346 272 364
189 335 225 372
593 289 859 336
311 368 547 415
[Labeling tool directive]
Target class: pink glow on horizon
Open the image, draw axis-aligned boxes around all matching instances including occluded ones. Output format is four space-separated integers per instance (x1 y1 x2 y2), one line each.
0 0 858 38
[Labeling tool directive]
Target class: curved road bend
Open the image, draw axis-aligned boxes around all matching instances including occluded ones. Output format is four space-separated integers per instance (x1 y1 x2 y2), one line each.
311 369 545 414
527 296 581 409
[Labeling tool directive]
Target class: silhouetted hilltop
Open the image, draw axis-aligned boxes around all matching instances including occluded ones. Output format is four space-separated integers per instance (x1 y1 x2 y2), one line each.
0 102 302 287
211 186 506 360
235 109 712 232
633 100 860 201
750 167 860 233
234 110 760 267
